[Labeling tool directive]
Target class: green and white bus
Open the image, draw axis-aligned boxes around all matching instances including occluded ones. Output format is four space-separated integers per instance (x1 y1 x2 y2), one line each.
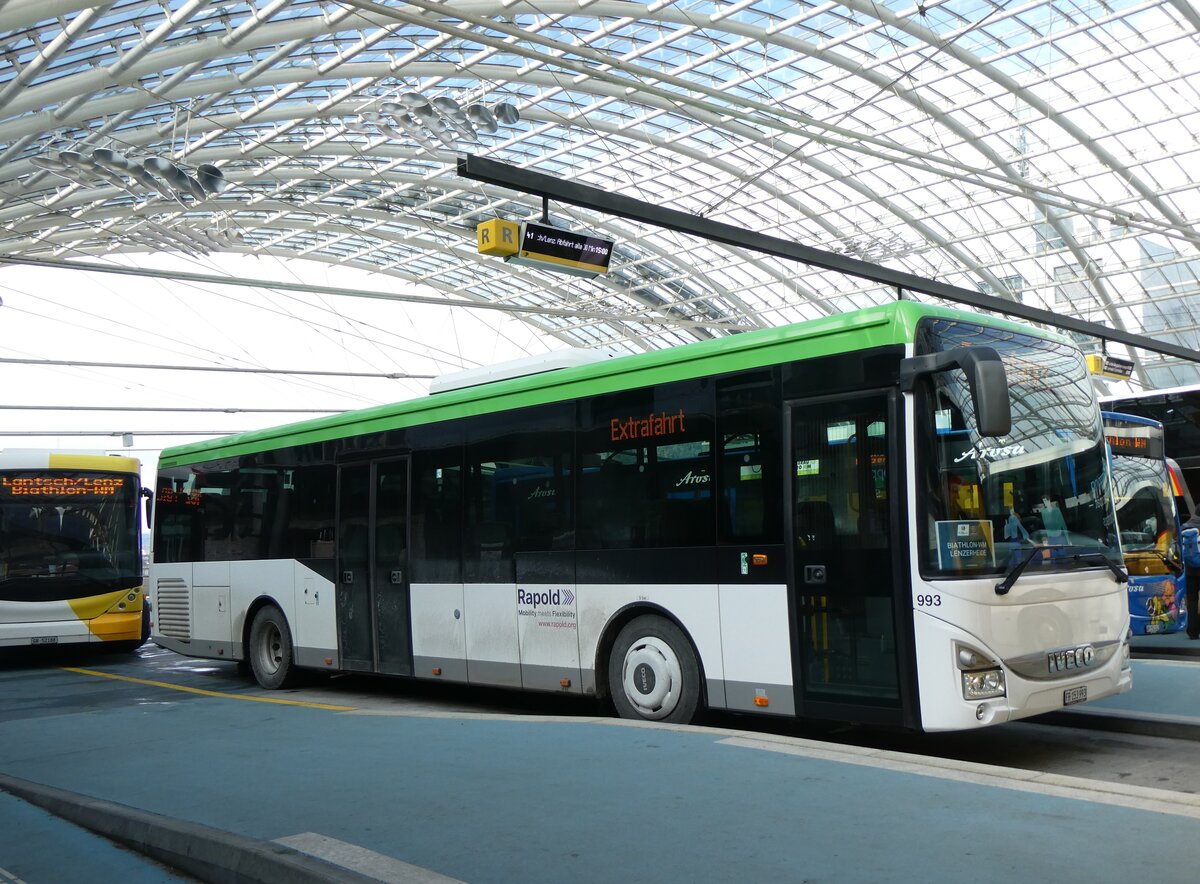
149 301 1131 731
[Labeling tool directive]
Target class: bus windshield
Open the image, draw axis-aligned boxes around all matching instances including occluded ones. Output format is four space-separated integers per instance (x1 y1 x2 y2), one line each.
915 319 1121 578
0 471 142 595
1104 417 1179 557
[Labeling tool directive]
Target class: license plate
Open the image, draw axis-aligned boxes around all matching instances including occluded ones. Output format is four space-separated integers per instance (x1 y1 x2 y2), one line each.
30 636 58 645
1063 685 1087 706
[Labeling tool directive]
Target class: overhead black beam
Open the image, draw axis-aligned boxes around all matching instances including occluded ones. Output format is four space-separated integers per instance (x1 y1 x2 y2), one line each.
458 154 1200 364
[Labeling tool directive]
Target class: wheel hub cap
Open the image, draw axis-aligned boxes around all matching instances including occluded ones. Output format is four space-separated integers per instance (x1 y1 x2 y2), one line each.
622 636 680 720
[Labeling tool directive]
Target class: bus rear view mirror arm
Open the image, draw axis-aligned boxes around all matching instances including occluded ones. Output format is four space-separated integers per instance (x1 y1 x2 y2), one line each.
899 346 1013 438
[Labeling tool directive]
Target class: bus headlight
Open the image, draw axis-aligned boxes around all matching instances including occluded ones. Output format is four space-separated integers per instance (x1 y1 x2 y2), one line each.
956 641 1007 700
962 669 1006 700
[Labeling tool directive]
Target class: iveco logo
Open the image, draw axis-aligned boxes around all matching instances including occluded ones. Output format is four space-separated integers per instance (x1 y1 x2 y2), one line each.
1047 644 1095 675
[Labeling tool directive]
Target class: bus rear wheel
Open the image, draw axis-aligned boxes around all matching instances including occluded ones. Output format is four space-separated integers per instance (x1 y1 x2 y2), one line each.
248 605 299 690
609 615 701 724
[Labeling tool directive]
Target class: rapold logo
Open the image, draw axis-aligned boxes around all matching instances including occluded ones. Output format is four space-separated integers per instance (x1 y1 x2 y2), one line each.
517 588 575 607
517 587 578 629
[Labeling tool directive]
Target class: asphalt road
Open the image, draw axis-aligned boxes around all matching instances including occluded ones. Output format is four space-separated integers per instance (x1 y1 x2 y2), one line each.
2 642 1199 883
4 641 1198 796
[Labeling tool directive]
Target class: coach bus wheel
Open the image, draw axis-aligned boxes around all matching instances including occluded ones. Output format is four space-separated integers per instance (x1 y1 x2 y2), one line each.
609 615 701 724
248 605 299 690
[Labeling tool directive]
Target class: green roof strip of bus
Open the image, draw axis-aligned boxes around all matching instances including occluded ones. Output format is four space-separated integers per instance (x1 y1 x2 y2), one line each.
158 302 1067 468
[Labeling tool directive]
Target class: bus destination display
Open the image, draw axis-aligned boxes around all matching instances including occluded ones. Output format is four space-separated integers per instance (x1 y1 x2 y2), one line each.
1106 432 1164 461
0 475 124 499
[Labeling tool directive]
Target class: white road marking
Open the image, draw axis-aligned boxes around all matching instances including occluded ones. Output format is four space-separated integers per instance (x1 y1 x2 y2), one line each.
275 832 465 883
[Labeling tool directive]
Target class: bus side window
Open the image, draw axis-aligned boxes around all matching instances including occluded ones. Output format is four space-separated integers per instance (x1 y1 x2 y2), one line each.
463 404 573 581
717 369 782 545
410 450 462 584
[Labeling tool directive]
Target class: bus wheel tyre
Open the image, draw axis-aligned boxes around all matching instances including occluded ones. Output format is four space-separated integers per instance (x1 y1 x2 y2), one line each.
248 606 298 690
609 615 700 724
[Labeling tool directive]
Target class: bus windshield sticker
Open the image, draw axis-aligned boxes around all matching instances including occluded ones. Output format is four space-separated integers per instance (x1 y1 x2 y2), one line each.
935 520 996 571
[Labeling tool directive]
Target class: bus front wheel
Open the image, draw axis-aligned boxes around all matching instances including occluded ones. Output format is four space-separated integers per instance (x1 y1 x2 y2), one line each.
608 614 701 724
248 605 299 690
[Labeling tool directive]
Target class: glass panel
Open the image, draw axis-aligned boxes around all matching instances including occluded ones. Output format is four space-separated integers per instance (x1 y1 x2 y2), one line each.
374 460 410 674
0 470 141 596
915 318 1120 579
579 382 714 548
411 450 462 584
336 463 372 669
717 367 781 545
792 394 899 705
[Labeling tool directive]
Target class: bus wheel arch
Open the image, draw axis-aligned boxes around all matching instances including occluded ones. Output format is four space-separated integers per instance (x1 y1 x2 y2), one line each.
245 599 299 690
598 605 705 724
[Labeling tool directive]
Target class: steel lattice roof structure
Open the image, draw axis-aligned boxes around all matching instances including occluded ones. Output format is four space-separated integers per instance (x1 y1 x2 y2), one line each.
4 0 1200 394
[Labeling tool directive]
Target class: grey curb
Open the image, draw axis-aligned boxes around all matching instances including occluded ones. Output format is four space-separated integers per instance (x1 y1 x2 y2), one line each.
0 772 381 884
1035 707 1200 742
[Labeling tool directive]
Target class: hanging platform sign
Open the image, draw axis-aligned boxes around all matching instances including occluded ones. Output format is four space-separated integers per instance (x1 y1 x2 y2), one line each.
477 219 614 278
508 222 614 278
1085 354 1135 379
477 219 520 256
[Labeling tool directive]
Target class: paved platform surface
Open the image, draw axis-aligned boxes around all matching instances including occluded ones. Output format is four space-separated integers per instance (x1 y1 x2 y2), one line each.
2 651 1200 884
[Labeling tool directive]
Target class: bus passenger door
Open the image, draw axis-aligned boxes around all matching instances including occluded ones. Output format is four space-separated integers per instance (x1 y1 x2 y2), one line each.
787 391 904 726
336 457 413 676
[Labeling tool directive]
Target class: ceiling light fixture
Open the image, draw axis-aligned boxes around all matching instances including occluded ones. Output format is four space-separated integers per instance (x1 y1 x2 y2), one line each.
353 92 521 151
29 147 228 204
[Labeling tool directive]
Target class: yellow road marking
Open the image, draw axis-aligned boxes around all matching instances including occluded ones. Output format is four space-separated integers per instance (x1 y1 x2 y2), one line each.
61 667 357 711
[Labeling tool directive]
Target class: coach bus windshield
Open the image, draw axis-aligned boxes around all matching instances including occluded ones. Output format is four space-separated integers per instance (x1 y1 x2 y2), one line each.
1105 423 1178 558
0 471 141 594
915 319 1120 578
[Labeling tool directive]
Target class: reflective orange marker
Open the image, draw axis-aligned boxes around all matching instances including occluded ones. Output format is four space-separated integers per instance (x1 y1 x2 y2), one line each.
752 554 768 566
431 667 442 676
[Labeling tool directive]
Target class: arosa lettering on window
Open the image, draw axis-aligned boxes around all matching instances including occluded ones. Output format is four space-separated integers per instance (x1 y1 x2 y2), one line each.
953 443 1027 463
674 470 710 487
611 409 687 442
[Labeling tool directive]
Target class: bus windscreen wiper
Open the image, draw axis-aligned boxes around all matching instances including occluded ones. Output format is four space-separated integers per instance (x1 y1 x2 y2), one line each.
995 545 1043 596
996 545 1128 596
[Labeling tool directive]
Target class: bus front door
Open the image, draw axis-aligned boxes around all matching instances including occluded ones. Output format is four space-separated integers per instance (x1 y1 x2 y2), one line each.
788 391 905 726
336 456 413 676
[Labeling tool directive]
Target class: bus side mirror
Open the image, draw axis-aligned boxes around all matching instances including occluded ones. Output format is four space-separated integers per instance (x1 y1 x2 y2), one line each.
899 346 1012 438
141 487 154 526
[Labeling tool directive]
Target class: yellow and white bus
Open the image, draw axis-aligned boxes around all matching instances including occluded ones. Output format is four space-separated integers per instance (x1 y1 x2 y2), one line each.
0 450 149 650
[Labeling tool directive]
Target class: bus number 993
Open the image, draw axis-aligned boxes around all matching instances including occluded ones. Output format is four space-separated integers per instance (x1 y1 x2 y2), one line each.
916 594 942 607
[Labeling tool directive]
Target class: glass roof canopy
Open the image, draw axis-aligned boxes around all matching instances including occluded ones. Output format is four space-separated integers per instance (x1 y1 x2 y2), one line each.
3 0 1200 387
